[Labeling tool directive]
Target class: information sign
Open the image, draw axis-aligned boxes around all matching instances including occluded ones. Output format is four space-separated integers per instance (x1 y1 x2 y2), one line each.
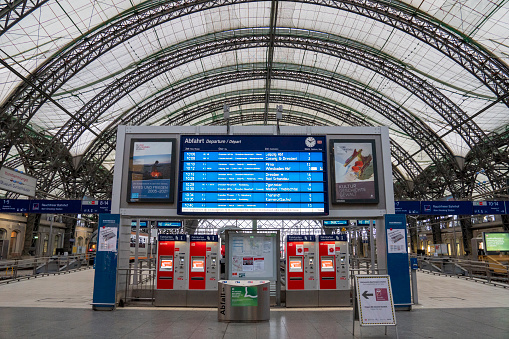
156 221 182 228
473 201 506 215
394 201 420 214
355 275 396 326
0 167 37 197
228 233 277 280
483 232 509 252
29 200 82 213
0 199 29 213
81 200 111 214
130 220 148 228
357 220 375 226
323 220 349 227
421 201 472 215
178 135 328 215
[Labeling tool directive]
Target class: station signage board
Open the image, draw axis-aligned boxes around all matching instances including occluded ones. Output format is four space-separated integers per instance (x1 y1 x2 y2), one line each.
0 199 29 213
420 201 472 215
323 220 349 227
473 201 506 215
81 200 111 214
394 201 420 214
0 167 37 197
29 200 82 213
156 221 182 228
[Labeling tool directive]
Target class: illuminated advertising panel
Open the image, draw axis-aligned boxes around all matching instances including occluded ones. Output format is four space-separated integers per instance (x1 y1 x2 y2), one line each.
178 135 328 215
330 139 379 203
127 138 176 203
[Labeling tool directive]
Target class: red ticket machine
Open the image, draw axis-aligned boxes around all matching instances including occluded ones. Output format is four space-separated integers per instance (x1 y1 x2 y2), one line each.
286 235 318 307
188 235 219 306
155 234 188 306
318 235 349 306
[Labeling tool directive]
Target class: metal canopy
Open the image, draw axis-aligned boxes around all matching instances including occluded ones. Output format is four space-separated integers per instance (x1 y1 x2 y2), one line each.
0 0 508 201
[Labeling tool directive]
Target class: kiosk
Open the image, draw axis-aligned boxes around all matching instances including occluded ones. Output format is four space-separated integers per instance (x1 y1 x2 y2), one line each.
318 234 350 306
188 234 219 306
285 235 318 307
155 234 188 306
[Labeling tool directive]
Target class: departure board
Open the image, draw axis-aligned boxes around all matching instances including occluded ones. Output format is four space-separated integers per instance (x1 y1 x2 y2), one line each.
178 135 328 215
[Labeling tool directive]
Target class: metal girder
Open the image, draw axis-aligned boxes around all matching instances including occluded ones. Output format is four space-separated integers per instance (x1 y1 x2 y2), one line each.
1 0 508 170
0 0 48 37
70 65 451 198
264 0 279 124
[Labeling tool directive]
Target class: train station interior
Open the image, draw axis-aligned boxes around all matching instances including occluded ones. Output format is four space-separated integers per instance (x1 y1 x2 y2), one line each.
0 0 508 338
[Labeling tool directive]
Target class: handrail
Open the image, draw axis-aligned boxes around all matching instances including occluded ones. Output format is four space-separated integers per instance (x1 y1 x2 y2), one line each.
0 253 96 284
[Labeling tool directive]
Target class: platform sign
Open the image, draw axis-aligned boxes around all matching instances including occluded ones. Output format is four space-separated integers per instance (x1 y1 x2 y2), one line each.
178 135 328 216
0 166 37 197
354 275 396 326
130 220 148 228
473 201 506 215
421 201 472 215
323 220 349 227
0 199 29 213
29 200 82 213
394 201 420 214
357 220 375 226
81 200 111 214
156 221 182 228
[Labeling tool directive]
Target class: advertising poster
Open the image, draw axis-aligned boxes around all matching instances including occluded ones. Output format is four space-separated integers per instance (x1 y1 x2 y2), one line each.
128 139 175 202
231 286 258 307
332 140 378 203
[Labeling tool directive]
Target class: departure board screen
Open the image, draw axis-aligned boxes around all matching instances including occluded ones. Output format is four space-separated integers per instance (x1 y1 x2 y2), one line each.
178 135 328 215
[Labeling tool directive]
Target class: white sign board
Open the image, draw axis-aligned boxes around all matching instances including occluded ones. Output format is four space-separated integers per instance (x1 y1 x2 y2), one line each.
387 229 406 254
355 275 396 326
228 233 277 281
0 167 37 196
98 226 118 252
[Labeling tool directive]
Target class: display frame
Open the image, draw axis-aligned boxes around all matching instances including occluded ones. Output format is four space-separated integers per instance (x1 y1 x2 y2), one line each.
177 135 329 216
483 232 509 254
330 139 379 204
127 138 176 203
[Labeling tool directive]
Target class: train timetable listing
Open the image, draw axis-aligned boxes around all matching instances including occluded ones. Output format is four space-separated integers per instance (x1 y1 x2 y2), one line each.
178 135 328 215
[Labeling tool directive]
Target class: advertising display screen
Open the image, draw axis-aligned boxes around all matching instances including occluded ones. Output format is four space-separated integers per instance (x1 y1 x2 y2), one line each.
127 138 176 203
178 135 328 215
330 139 379 203
484 233 509 252
321 257 334 272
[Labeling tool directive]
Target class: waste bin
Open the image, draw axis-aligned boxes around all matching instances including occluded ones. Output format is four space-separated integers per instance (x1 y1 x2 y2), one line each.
218 280 270 322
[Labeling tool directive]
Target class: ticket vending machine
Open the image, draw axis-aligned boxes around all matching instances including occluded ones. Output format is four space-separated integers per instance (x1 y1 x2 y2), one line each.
285 235 318 307
187 234 219 307
318 234 350 306
155 234 188 306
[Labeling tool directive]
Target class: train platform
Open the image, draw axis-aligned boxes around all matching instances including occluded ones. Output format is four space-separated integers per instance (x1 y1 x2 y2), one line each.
0 269 508 338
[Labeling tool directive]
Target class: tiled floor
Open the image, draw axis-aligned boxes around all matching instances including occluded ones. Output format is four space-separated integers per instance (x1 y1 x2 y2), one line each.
0 269 508 338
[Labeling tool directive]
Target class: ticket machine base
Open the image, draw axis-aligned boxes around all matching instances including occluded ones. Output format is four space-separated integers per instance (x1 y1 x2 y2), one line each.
285 290 319 307
318 290 350 306
154 290 187 307
187 290 217 307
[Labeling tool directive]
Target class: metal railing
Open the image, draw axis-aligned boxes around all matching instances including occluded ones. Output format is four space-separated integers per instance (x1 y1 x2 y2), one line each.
415 256 509 287
118 259 156 306
0 253 96 284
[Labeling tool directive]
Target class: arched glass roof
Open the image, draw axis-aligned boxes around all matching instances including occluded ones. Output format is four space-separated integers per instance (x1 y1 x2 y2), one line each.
0 0 508 199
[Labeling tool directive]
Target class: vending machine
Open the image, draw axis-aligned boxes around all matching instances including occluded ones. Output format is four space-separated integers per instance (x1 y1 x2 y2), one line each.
155 234 188 306
318 234 350 306
285 235 318 307
187 234 219 306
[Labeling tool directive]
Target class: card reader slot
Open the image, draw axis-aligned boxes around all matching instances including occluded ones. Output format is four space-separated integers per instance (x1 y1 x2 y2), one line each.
191 277 204 280
289 277 303 280
159 277 172 280
321 277 335 280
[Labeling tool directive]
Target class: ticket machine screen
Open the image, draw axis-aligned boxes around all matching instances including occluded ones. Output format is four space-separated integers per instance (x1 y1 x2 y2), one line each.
321 256 334 272
160 256 173 271
191 257 205 272
289 257 303 272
